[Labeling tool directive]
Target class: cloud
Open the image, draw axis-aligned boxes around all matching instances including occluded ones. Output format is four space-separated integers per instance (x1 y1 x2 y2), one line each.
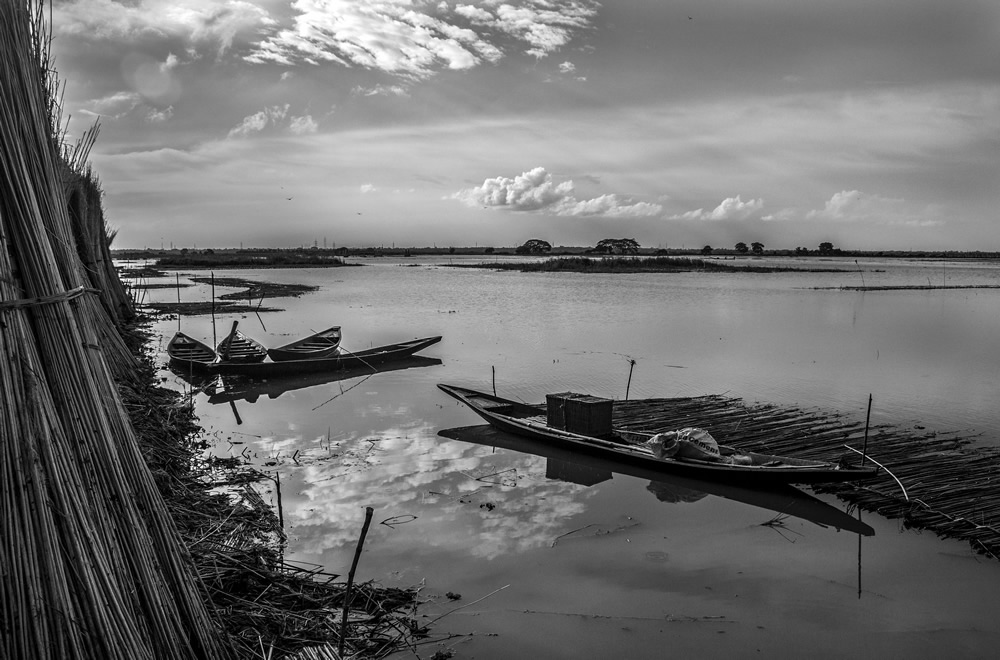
146 106 174 123
289 114 318 134
246 0 598 77
226 104 290 138
806 190 938 226
671 195 764 221
53 0 274 57
360 184 377 193
351 84 411 98
452 167 663 218
559 61 576 74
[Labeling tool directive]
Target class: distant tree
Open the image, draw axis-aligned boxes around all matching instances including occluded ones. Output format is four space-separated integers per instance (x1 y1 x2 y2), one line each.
818 241 835 255
734 242 749 254
595 238 641 255
751 241 764 254
449 246 456 254
484 246 495 254
515 238 552 255
795 246 809 255
701 245 713 255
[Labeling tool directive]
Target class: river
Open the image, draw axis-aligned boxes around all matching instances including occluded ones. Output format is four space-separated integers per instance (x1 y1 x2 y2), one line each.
146 256 1000 659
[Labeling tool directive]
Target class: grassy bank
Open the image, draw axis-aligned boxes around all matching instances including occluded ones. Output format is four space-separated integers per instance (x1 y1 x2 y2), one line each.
122 317 423 658
447 256 839 273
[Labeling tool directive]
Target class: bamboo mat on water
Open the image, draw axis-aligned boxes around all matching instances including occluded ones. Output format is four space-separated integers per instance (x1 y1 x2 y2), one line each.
612 395 1000 557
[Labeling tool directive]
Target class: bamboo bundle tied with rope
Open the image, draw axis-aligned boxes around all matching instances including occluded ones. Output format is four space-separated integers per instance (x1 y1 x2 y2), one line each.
1 2 229 658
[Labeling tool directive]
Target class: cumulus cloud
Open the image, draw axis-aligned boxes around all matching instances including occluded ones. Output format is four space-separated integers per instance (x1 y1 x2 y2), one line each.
227 104 290 138
351 84 411 98
289 114 319 134
671 195 764 221
53 0 273 57
806 190 937 226
452 167 663 218
247 0 598 77
146 106 174 123
559 61 576 73
360 184 377 193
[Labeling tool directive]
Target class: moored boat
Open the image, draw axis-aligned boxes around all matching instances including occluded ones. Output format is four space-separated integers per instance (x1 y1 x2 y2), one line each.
267 326 342 361
216 321 267 363
208 335 442 377
437 384 880 486
167 331 217 370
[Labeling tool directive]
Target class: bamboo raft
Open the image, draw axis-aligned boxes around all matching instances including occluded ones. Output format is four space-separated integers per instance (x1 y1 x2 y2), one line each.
612 395 1000 558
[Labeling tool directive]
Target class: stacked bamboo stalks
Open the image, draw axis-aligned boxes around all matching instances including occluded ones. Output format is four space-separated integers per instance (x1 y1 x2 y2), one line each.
613 396 1000 557
1 3 228 658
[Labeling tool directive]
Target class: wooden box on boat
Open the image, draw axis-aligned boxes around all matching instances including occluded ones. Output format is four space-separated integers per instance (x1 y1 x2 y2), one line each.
546 392 614 437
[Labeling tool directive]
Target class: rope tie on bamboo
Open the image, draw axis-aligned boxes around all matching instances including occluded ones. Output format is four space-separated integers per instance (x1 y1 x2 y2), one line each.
0 285 98 311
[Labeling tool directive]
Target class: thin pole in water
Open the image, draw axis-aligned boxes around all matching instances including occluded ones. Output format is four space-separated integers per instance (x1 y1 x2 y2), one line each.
625 359 636 400
862 393 872 466
211 271 217 348
175 273 181 331
492 365 496 395
340 506 375 657
855 260 866 289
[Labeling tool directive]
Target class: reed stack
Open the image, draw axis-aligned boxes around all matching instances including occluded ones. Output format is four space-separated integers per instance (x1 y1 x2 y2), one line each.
1 3 229 658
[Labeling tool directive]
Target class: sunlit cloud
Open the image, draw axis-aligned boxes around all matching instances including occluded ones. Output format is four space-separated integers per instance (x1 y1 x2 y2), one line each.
360 184 377 193
227 104 290 138
289 114 319 134
53 0 274 56
351 84 411 98
671 195 764 221
452 167 663 218
246 0 598 77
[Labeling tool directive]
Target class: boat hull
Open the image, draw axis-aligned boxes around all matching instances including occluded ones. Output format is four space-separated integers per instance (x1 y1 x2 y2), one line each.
267 326 342 362
204 336 441 377
437 384 879 486
167 332 217 371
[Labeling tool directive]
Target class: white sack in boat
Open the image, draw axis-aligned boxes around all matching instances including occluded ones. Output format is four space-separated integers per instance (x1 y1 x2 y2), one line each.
645 428 752 465
646 427 720 459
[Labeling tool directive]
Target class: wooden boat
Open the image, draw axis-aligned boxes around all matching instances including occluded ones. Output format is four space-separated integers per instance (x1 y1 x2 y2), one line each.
437 384 880 486
267 326 342 361
167 331 217 370
201 355 443 405
207 335 442 377
438 424 874 535
216 321 267 363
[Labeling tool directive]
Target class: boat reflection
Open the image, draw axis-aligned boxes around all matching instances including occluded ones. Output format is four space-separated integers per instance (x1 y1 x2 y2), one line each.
171 355 442 405
439 424 874 536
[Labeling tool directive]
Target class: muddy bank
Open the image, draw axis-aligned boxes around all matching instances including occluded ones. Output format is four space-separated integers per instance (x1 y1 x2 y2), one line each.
144 276 317 316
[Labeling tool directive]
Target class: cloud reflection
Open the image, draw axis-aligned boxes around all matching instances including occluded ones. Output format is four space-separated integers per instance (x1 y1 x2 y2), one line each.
246 423 594 561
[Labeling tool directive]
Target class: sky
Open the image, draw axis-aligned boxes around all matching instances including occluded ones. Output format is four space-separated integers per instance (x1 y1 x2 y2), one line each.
50 0 1000 251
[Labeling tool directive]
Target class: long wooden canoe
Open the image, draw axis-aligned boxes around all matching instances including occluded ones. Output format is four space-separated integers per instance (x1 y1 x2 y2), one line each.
268 326 342 362
217 321 267 363
206 335 442 377
438 424 874 535
167 331 217 370
437 384 880 486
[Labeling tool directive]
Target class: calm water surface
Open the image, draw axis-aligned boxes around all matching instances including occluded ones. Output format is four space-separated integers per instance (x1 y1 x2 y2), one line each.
146 257 1000 658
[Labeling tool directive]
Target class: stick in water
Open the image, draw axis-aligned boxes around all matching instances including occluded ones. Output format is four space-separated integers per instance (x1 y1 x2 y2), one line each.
625 358 636 400
340 506 375 657
862 393 872 467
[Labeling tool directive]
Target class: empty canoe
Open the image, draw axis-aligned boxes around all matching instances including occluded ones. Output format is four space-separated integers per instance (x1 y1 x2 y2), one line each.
267 326 342 361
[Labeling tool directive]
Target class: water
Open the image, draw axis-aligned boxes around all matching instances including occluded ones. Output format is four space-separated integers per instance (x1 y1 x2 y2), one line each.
144 256 1000 658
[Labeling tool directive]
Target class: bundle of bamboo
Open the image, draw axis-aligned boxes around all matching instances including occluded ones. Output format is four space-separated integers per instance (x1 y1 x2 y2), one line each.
1 3 228 658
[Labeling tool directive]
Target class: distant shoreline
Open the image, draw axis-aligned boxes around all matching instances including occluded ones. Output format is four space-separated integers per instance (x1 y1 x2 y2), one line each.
113 246 1000 264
